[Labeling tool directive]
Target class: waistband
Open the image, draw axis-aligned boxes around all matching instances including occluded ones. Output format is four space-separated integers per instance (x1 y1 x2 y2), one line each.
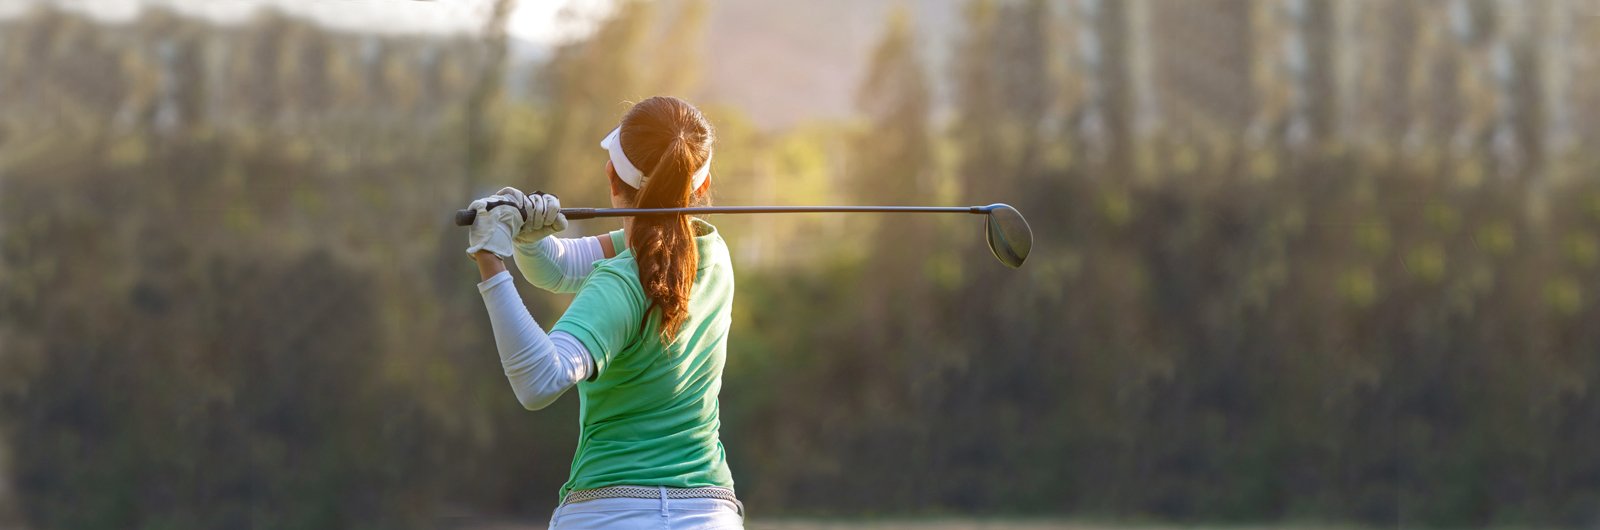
562 485 743 516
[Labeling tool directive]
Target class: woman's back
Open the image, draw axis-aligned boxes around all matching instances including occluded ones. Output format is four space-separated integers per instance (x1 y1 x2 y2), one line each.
552 221 735 497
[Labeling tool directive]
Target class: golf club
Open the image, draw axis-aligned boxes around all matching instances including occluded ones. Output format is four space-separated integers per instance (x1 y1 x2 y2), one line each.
455 203 1033 268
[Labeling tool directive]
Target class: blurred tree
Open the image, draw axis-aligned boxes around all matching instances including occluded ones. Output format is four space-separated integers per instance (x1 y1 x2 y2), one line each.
646 0 710 99
1072 0 1144 175
953 0 1058 191
435 0 518 300
524 0 653 208
231 10 288 119
1282 0 1346 145
855 8 932 203
465 0 517 193
840 6 949 511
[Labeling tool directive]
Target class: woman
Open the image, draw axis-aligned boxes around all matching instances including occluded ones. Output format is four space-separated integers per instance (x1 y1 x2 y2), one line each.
462 96 742 529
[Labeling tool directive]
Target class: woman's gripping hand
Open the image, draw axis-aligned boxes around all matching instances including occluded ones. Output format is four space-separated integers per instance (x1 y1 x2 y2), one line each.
497 187 569 244
465 193 526 259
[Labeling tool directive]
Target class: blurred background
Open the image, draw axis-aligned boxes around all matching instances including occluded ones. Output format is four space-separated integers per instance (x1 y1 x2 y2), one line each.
2 0 1599 528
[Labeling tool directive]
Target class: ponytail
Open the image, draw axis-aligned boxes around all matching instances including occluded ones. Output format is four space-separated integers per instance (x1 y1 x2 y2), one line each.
617 97 714 344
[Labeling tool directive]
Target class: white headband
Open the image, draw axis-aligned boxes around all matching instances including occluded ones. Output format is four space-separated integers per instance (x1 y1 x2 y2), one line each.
601 127 712 190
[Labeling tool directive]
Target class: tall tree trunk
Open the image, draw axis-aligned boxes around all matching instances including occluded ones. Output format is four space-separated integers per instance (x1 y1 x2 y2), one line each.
438 0 516 293
466 0 517 195
0 436 23 529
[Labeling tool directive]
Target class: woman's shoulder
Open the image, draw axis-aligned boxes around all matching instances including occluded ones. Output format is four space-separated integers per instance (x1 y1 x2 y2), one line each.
572 256 649 311
593 229 639 274
591 252 641 282
691 219 732 271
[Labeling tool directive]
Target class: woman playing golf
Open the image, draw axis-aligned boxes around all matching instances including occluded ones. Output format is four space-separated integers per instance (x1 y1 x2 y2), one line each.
462 96 742 529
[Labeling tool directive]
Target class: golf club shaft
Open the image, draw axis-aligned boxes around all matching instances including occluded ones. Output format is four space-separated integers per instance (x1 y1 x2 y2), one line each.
455 205 993 225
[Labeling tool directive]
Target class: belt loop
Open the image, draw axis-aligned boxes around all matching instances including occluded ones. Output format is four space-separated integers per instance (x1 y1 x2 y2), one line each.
658 486 669 517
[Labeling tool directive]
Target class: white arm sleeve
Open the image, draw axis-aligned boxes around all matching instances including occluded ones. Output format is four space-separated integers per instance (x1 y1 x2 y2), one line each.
512 235 606 293
477 270 594 410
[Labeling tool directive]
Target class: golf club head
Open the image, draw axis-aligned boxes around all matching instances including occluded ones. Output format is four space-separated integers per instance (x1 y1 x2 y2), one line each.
984 204 1032 269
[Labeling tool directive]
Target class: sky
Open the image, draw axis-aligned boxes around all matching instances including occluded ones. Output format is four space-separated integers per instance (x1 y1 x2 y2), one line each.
5 0 610 45
1 0 964 129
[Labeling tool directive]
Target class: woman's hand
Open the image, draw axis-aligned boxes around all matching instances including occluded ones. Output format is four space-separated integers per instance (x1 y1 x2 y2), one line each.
465 193 525 259
488 186 569 243
513 191 570 244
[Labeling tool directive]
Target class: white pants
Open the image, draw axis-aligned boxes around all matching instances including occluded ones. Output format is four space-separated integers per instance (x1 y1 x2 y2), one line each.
548 488 744 530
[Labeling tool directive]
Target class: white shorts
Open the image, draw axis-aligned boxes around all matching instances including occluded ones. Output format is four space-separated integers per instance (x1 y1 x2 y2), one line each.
548 489 744 530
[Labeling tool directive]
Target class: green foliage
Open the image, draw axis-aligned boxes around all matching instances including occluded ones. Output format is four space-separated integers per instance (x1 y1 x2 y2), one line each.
723 151 1600 525
1 130 454 528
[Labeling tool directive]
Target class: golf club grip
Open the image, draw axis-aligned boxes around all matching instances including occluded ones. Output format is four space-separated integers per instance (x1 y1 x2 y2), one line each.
454 207 598 226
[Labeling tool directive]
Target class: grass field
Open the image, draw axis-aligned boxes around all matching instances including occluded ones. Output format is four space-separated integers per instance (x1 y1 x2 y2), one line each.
747 522 1364 530
455 519 1368 530
749 522 1074 530
749 522 1109 530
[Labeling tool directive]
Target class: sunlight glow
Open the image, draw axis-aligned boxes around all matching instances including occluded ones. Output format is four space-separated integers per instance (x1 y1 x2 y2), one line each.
15 0 612 44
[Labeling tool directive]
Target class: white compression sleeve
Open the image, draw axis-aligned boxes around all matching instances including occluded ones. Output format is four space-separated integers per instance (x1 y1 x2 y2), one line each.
477 270 593 410
512 235 606 293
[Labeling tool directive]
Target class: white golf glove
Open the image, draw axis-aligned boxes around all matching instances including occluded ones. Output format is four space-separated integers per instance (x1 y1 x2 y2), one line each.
492 186 531 216
511 190 569 244
465 193 526 259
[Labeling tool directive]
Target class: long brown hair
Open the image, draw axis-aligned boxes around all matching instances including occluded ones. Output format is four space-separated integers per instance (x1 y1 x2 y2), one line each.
613 96 715 343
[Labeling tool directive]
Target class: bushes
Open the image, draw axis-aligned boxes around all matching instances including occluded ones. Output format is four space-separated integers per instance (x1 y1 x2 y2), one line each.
0 135 448 527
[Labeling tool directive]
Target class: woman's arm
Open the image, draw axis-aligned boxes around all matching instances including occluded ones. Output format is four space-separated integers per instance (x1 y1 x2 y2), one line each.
474 250 508 280
474 252 594 410
511 232 618 293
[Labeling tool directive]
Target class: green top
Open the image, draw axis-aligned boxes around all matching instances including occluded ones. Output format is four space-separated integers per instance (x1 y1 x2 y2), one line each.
550 219 736 498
